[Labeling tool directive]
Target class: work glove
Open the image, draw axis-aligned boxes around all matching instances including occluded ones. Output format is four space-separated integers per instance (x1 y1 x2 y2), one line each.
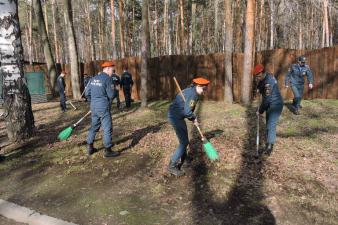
193 118 199 127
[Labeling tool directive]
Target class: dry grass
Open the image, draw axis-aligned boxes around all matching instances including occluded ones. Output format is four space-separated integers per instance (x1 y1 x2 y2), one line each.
0 99 337 225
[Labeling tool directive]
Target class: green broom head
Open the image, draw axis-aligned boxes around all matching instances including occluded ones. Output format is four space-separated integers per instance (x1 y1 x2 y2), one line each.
58 126 74 141
203 141 219 161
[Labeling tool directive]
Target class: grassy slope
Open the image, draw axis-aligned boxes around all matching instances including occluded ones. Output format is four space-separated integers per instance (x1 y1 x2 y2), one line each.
0 99 337 225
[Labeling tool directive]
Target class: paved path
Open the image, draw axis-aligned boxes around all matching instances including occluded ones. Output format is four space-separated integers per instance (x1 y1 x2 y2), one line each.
0 199 77 225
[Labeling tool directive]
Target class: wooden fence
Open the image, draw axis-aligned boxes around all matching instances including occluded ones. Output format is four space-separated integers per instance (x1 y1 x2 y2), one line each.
24 46 338 102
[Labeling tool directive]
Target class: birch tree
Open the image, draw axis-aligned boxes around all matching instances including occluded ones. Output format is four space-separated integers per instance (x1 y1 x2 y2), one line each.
0 0 35 142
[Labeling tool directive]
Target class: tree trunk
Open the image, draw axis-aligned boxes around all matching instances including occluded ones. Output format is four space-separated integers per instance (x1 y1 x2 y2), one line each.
0 0 35 142
191 1 196 54
51 0 60 63
269 0 274 49
140 0 150 107
132 0 136 56
154 0 159 57
214 0 219 52
43 1 49 34
33 0 57 96
163 0 169 55
169 0 174 55
241 0 256 104
25 1 33 64
257 0 264 51
119 0 126 58
99 0 105 59
111 0 116 59
234 0 242 52
322 0 329 47
63 0 81 99
224 0 233 103
85 0 95 61
179 0 184 54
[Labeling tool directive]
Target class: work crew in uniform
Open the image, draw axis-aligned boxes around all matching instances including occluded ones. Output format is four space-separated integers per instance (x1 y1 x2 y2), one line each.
254 64 284 155
57 71 67 112
120 67 134 108
167 77 210 177
111 69 121 109
285 56 314 115
85 61 120 158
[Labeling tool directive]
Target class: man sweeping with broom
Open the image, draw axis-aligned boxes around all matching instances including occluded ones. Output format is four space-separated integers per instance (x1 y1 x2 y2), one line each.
85 61 120 158
167 77 210 177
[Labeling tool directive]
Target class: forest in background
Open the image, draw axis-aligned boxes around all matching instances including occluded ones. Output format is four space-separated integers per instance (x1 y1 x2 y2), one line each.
18 0 338 64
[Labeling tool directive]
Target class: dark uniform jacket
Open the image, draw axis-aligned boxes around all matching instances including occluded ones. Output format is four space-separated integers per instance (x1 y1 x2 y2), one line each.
258 73 283 113
168 86 199 121
120 72 134 89
85 72 114 110
111 73 121 90
57 75 66 93
84 76 93 88
285 64 313 86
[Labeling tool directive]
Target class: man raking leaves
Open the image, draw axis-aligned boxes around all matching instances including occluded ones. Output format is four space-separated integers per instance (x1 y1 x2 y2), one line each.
167 77 218 177
253 64 284 156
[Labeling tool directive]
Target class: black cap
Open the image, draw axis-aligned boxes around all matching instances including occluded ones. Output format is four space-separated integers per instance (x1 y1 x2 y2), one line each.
298 56 306 62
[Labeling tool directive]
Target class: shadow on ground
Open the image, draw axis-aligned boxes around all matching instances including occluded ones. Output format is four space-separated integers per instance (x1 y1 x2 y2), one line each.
191 104 276 225
2 102 142 161
117 122 167 153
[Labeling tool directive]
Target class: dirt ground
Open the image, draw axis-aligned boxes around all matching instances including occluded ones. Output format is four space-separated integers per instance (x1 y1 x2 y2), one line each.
0 99 337 225
0 216 26 225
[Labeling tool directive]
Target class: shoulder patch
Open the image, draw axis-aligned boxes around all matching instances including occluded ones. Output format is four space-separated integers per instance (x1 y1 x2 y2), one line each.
264 83 271 96
189 100 196 109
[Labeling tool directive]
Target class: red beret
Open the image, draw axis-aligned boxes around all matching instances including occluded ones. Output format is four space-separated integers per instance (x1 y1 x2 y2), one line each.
253 64 264 76
193 77 210 85
101 61 115 68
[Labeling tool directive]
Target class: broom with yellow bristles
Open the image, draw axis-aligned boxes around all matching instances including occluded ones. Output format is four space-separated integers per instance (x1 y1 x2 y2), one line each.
173 77 219 161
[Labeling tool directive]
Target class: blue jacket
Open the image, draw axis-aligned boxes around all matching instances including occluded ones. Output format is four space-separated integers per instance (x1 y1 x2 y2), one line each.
258 73 283 113
84 76 93 88
285 64 313 86
120 71 134 89
111 73 121 90
85 72 114 111
57 75 66 93
168 86 199 120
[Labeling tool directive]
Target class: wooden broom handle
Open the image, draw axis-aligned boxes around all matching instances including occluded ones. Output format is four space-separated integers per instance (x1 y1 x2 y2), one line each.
173 77 205 140
74 111 91 127
173 77 186 102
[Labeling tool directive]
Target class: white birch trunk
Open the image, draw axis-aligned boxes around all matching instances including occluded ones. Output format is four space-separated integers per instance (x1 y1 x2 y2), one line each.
0 0 35 141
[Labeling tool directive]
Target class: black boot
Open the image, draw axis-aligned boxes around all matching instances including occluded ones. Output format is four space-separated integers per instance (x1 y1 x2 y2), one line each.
167 160 185 177
104 147 120 158
180 155 193 169
265 144 274 156
87 144 97 155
